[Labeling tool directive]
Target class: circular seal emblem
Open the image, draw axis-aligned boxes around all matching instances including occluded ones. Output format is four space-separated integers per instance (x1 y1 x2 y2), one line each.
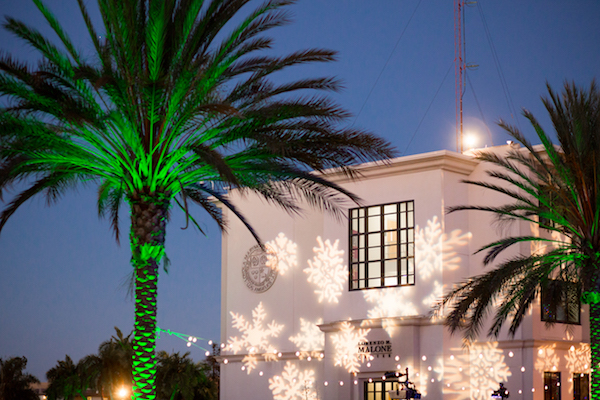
242 245 278 293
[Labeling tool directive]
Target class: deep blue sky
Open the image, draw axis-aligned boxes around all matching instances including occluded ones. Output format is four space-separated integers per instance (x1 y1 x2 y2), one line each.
0 0 598 380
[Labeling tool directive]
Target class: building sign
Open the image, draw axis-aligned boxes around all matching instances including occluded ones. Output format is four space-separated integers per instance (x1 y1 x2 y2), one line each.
358 340 393 358
242 245 278 293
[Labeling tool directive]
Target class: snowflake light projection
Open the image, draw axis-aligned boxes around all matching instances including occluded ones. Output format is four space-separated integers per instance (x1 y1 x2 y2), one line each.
289 318 324 352
331 321 371 373
363 288 418 337
228 302 284 373
267 233 298 275
415 216 470 280
534 344 560 373
303 237 347 303
269 362 316 400
443 343 511 400
565 343 590 373
422 281 444 308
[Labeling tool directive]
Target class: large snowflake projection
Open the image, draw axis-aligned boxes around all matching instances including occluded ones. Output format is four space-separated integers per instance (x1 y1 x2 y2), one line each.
363 288 418 337
443 343 511 400
415 216 470 280
534 344 560 374
228 302 284 373
303 237 347 303
269 362 316 400
565 344 590 373
289 318 324 353
331 321 371 373
267 233 298 275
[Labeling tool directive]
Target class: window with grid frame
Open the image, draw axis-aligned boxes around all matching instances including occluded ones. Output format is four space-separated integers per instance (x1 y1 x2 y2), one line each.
349 201 415 290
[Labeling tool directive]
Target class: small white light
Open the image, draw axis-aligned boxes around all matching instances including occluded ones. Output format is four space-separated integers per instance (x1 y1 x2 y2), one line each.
320 353 324 359
188 336 193 341
570 346 575 351
367 362 371 367
459 367 462 372
518 390 522 394
395 356 400 361
324 381 329 386
278 352 282 357
354 380 358 385
208 340 213 345
521 367 525 372
186 342 191 347
431 379 435 383
397 364 401 369
205 351 210 356
428 366 432 371
382 376 386 381
447 384 450 387
369 378 373 383
307 356 312 361
296 351 300 356
241 366 245 371
259 371 263 376
192 337 197 342
478 353 483 359
450 355 454 360
539 349 544 355
370 355 374 361
221 343 225 348
422 356 427 361
508 352 514 357
339 381 344 386
532 388 535 392
223 359 228 364
462 387 465 391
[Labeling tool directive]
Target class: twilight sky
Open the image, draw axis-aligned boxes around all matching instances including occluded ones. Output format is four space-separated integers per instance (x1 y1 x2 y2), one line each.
0 0 599 380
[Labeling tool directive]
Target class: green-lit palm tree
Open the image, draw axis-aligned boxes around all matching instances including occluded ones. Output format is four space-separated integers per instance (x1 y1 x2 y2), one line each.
0 1 396 399
0 356 40 400
438 81 600 397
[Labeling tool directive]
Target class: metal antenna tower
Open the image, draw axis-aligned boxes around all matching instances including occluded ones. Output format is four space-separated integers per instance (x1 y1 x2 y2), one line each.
454 0 465 153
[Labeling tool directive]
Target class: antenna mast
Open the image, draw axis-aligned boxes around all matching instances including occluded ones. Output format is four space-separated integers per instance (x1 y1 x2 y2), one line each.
454 0 465 153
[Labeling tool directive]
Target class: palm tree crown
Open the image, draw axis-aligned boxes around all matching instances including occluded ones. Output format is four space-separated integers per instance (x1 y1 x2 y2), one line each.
0 356 40 400
438 81 600 396
0 1 396 399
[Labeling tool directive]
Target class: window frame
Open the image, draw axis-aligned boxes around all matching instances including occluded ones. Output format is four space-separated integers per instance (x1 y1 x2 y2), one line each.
349 200 415 291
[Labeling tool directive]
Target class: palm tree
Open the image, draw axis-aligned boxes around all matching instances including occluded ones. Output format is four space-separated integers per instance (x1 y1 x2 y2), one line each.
46 355 92 400
0 0 396 399
0 356 40 400
86 327 133 400
438 81 600 397
155 351 214 400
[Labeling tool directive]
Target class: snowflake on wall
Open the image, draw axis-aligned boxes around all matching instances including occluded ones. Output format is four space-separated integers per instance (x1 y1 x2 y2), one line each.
565 343 590 373
422 281 444 308
363 288 418 337
331 321 371 373
267 233 298 275
289 318 324 351
415 216 470 280
228 302 284 373
443 343 511 400
269 362 316 400
534 344 560 374
303 237 347 303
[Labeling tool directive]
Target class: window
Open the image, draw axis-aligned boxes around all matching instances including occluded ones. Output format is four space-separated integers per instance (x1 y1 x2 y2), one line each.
544 372 561 400
541 280 580 324
573 373 589 400
350 201 415 290
364 380 401 400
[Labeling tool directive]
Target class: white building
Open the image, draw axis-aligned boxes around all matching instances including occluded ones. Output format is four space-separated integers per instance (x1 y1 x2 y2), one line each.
218 144 589 400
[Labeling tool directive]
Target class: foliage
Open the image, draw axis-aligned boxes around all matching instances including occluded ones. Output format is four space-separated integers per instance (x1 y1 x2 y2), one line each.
156 351 216 400
0 356 40 400
0 0 395 398
46 355 91 400
438 80 600 339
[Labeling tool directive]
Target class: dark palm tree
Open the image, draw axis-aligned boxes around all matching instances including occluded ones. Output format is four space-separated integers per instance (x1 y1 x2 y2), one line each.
438 81 600 397
0 0 396 399
46 355 92 400
0 356 40 400
86 327 133 400
156 351 214 400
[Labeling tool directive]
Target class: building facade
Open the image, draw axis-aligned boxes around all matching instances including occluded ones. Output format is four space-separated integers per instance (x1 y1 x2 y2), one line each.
219 145 589 400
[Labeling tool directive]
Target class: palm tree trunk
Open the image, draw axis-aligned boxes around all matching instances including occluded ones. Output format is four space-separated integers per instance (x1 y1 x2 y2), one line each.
591 301 600 400
129 191 169 400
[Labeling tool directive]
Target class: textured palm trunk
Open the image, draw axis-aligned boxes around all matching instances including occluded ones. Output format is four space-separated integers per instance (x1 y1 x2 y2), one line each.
129 190 169 400
591 301 600 400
